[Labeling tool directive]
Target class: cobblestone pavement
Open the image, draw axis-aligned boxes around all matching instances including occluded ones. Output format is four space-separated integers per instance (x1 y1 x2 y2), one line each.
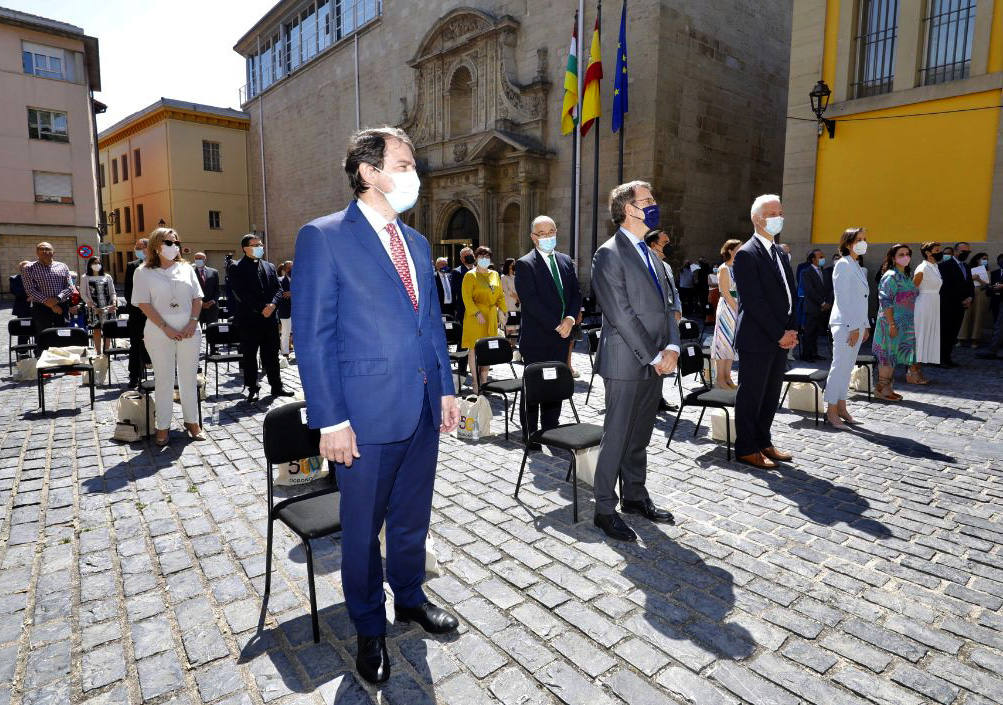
1 307 1002 705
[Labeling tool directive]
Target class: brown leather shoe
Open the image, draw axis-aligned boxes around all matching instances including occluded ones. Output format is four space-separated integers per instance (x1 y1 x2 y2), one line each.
761 446 793 462
737 452 777 469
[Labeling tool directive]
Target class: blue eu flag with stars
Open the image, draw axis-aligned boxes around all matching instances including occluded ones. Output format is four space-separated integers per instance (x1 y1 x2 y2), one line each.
612 0 628 133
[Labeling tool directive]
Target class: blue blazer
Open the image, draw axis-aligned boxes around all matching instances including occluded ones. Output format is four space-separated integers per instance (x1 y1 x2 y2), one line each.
733 235 797 353
292 200 454 443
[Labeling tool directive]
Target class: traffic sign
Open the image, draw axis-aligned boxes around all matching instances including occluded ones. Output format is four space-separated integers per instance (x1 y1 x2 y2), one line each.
99 242 115 255
77 245 93 259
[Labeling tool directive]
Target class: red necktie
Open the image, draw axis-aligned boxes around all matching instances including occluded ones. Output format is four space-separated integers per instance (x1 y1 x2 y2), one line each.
386 222 417 311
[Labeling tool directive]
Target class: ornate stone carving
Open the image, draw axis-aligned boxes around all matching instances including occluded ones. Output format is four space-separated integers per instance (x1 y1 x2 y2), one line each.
453 143 468 162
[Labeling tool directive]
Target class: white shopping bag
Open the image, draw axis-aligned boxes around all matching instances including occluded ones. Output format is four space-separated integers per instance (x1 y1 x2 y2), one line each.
379 525 441 577
456 395 492 441
573 447 600 487
786 382 823 412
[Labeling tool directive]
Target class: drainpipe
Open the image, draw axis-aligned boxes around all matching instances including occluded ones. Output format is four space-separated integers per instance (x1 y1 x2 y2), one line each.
257 35 269 258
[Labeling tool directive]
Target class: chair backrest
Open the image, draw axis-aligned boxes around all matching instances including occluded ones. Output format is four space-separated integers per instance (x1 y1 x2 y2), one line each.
474 336 513 366
443 320 461 346
38 326 88 350
677 342 704 377
206 321 238 350
8 318 33 337
506 311 521 326
522 362 575 406
263 401 320 464
102 318 131 340
679 319 700 340
586 328 601 354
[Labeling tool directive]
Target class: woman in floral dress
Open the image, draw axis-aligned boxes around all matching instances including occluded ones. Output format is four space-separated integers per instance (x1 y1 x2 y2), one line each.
872 244 918 400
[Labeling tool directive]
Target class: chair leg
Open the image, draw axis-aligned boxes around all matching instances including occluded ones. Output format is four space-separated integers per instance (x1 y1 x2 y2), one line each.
812 383 819 427
694 407 707 437
304 540 320 643
585 372 596 405
779 382 790 409
666 406 684 448
89 372 95 408
215 364 219 399
724 408 732 460
38 375 44 413
509 391 519 423
514 448 530 498
502 395 509 441
569 453 579 524
264 518 274 598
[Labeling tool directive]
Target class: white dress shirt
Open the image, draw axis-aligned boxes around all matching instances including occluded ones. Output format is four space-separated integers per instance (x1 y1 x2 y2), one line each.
618 228 680 365
753 231 792 315
438 270 452 304
323 199 421 434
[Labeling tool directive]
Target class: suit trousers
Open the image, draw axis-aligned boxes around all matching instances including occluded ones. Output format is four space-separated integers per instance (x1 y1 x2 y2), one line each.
127 309 151 384
735 346 788 457
31 303 67 356
594 375 661 515
279 317 292 356
824 325 864 404
238 316 282 391
802 311 821 359
144 323 201 429
940 302 965 363
520 398 562 440
336 387 437 636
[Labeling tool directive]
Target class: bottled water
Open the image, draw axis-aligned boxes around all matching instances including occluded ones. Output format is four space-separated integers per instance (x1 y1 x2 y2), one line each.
207 403 219 426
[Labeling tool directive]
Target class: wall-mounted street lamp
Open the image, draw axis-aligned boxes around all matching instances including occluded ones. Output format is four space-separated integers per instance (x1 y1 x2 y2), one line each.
810 80 836 139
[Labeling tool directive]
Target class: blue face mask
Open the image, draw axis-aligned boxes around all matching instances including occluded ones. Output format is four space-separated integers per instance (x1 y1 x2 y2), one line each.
439 266 450 273
251 246 265 259
134 250 145 261
819 258 826 267
634 203 660 230
537 236 557 254
476 257 491 269
942 255 953 263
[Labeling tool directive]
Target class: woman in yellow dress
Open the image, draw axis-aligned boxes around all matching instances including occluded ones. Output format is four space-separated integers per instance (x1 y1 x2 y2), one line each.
462 246 507 391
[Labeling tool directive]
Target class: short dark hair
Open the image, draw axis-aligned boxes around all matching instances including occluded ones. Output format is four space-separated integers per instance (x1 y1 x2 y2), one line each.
721 239 742 260
344 127 415 197
839 227 865 256
643 229 664 247
241 233 258 249
608 180 652 226
474 246 492 259
882 243 913 276
955 241 969 249
502 257 516 276
806 248 822 263
920 241 940 256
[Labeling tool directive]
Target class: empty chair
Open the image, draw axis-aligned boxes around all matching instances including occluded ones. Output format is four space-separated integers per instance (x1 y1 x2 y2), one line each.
205 321 242 398
678 319 700 341
262 401 340 643
780 367 829 427
443 319 466 387
514 362 603 523
584 327 602 405
853 353 876 402
473 337 521 440
665 343 737 459
36 327 95 413
100 318 132 384
7 318 34 372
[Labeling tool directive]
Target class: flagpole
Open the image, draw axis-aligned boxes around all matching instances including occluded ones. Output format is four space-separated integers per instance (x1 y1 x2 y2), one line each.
590 0 602 258
575 0 585 270
617 0 626 184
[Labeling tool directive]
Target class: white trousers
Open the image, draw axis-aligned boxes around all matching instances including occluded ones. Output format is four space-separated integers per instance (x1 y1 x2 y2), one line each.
824 324 864 405
280 318 292 356
145 322 202 429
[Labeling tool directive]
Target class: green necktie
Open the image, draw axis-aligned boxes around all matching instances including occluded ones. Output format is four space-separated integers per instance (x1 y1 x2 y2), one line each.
548 253 565 309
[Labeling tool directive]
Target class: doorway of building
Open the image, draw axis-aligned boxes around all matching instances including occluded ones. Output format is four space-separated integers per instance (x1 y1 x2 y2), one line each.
500 202 521 261
438 207 479 266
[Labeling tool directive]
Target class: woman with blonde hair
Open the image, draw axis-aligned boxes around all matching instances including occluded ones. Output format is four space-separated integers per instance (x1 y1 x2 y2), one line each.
130 227 205 445
710 239 742 388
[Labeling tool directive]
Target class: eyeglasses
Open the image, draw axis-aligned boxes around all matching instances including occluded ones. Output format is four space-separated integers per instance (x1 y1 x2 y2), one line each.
533 230 557 237
631 198 656 207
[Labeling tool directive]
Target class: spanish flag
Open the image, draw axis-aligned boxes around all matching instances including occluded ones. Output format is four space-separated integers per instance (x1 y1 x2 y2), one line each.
580 14 602 136
561 13 579 135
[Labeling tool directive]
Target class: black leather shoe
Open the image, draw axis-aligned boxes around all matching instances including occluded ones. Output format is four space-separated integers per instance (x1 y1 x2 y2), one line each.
395 601 459 634
246 386 260 402
593 512 637 542
270 387 295 397
621 498 675 524
658 398 678 412
356 635 390 684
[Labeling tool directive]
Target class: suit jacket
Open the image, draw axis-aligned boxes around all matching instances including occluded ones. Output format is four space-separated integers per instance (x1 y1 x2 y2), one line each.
660 261 682 315
828 256 870 332
195 266 220 302
292 200 453 442
802 265 830 314
732 235 797 353
434 270 454 310
591 230 680 381
513 249 583 363
822 265 835 301
229 256 282 322
938 258 975 309
124 259 147 328
989 267 1002 318
449 266 471 321
277 275 292 319
9 275 30 318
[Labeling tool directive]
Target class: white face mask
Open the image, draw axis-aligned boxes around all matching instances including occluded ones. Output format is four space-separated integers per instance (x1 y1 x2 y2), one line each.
536 235 557 254
763 216 784 237
160 244 179 260
90 264 101 273
853 241 868 256
375 168 420 213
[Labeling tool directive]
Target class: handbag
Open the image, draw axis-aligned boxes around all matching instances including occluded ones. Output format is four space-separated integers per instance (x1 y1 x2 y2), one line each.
573 447 600 487
82 355 109 386
14 357 37 382
850 365 871 393
113 391 152 441
456 394 492 441
275 456 329 486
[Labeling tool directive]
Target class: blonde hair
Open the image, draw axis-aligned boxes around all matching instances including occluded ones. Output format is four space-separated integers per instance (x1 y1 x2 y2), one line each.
143 227 185 269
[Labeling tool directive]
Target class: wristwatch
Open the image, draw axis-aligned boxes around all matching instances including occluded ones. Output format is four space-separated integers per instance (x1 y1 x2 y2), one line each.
190 316 199 322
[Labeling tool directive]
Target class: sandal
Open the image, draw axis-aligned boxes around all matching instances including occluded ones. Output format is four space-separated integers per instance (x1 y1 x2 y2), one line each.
154 430 170 446
875 373 900 401
185 423 205 441
905 370 929 385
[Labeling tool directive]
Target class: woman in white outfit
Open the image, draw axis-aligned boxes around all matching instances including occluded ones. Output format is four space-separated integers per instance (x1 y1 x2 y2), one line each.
130 227 205 446
911 241 942 382
824 227 871 429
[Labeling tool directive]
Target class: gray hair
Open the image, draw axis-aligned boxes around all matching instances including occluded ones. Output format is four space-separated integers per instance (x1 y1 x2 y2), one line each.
608 180 653 226
531 215 556 231
750 194 781 220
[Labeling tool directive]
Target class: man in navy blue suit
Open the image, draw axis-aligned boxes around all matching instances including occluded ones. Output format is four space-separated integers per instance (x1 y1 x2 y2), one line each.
292 127 460 685
732 194 798 470
514 215 582 445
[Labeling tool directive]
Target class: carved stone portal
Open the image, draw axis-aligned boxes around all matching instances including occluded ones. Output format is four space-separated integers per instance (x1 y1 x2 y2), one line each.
400 7 553 262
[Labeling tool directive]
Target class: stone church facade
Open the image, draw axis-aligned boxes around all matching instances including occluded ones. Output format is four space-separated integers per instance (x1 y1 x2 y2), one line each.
234 1 791 279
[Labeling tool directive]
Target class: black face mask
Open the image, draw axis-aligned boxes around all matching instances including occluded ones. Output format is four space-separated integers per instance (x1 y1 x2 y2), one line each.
463 255 475 266
932 251 944 262
957 250 971 262
662 243 673 257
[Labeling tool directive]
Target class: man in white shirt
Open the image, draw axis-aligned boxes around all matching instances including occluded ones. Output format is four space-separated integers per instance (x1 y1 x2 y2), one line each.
434 256 455 317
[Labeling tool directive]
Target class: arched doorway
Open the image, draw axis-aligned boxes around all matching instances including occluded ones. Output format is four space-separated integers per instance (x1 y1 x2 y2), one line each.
439 206 479 265
500 202 521 261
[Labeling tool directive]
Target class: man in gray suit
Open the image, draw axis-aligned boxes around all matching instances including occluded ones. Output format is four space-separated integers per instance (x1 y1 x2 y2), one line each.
591 181 681 542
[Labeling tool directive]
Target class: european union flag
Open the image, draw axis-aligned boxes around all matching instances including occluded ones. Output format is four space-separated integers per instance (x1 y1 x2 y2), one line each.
612 0 628 133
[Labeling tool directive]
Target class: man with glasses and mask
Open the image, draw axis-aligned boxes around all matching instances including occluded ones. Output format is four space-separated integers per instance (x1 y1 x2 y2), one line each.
514 215 582 445
590 181 680 543
23 242 73 355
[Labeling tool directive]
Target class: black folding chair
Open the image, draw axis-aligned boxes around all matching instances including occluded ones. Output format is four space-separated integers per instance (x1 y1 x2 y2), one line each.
137 374 204 435
101 318 132 384
665 343 737 460
262 401 340 643
584 328 602 405
779 367 828 427
7 318 34 373
36 327 95 414
678 319 700 342
205 322 242 398
854 354 876 402
473 337 521 440
514 363 603 523
581 295 602 329
444 320 467 387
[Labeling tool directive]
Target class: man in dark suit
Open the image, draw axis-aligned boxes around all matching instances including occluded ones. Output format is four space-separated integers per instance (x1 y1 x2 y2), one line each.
591 181 680 542
449 247 475 378
433 257 455 317
514 215 582 445
977 254 1003 359
733 194 798 470
293 127 459 684
938 243 974 367
800 249 831 361
228 234 292 400
192 252 220 326
125 238 151 388
9 260 31 344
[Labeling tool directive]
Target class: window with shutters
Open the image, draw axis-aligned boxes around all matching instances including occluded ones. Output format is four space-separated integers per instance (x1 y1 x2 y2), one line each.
121 154 129 181
124 206 132 234
202 141 222 172
33 171 73 204
99 164 106 188
137 204 145 232
209 210 222 229
134 149 142 177
111 159 119 184
27 108 69 143
114 208 121 234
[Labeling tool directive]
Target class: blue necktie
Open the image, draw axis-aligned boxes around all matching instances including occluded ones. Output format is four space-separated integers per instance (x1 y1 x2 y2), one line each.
637 242 664 298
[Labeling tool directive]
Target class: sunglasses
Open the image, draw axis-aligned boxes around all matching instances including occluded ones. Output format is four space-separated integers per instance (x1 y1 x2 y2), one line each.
163 240 181 246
